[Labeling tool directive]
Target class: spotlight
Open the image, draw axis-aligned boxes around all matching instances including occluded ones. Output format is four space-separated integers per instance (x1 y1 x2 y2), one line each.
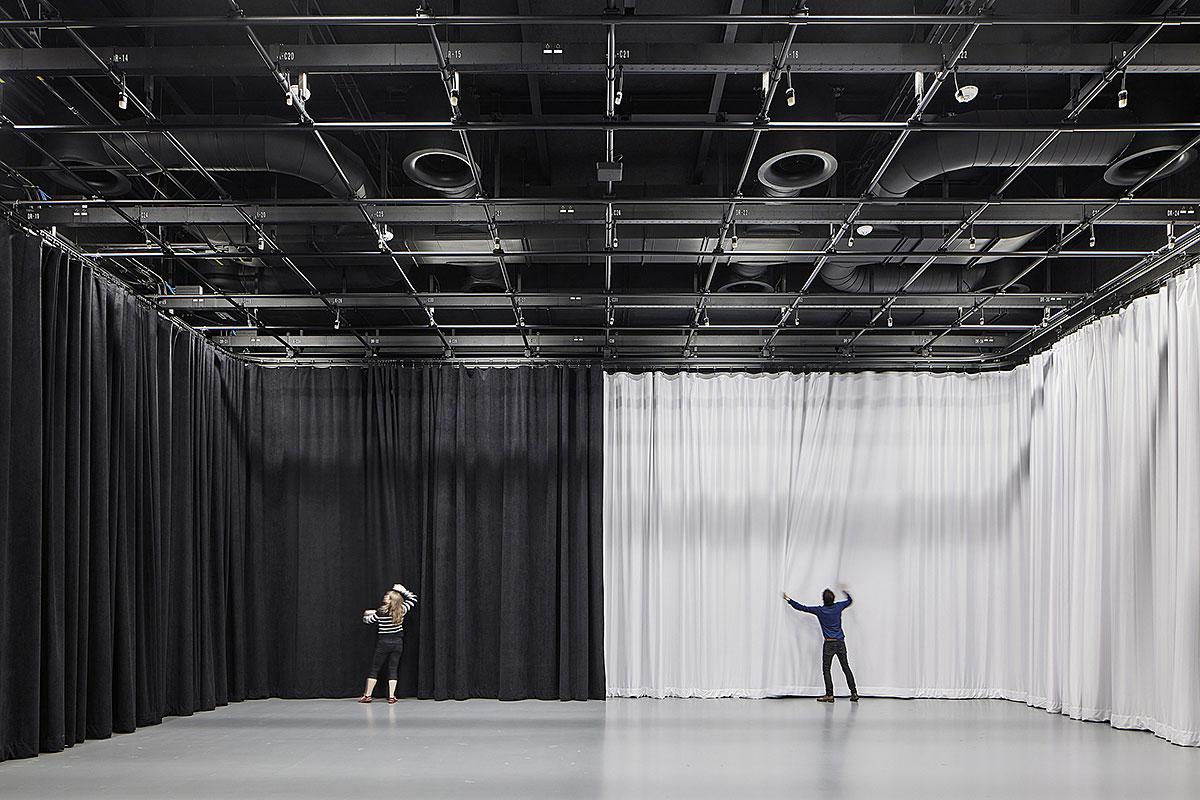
1117 69 1128 109
968 224 976 250
449 71 461 108
1089 224 1096 248
702 309 711 327
614 65 624 106
117 88 127 110
886 311 893 328
854 224 874 237
729 223 738 250
256 234 265 250
953 71 978 104
785 67 796 107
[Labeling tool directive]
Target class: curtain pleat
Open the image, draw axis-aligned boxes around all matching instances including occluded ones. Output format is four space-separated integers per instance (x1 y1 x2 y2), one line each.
0 224 604 763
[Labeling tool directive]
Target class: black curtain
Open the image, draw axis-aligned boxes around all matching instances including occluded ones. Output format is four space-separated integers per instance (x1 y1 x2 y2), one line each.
252 366 605 700
0 224 604 763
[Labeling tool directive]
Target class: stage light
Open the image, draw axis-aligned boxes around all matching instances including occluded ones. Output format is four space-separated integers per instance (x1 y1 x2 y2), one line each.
729 223 738 250
702 310 711 327
953 71 978 104
1117 70 1128 109
614 66 624 106
887 311 893 328
968 224 976 250
785 67 796 107
1089 224 1096 248
449 71 461 108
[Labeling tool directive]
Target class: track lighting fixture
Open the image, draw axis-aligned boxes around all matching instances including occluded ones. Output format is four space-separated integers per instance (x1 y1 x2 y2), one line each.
1117 69 1128 109
952 70 978 104
785 66 796 107
614 65 624 106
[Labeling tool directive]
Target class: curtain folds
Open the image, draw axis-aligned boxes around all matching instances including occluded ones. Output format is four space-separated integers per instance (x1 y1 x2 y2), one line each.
603 370 1031 701
603 270 1200 747
1025 270 1200 747
1 224 604 763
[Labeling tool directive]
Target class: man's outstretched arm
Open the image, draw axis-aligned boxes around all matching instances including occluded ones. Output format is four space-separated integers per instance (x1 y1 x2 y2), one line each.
782 591 817 613
838 583 853 608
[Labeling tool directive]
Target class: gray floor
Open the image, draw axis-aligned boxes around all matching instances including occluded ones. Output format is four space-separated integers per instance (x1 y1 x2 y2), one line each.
1 698 1197 799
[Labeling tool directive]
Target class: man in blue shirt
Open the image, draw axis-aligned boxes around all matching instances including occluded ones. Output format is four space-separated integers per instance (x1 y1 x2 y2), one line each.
782 585 859 703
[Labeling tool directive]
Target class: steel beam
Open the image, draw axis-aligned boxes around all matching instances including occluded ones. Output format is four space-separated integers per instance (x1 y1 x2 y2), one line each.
155 292 1078 311
2 13 1199 30
6 42 1199 76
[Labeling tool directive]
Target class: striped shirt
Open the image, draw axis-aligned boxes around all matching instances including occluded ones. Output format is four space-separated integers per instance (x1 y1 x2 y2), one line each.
362 585 417 634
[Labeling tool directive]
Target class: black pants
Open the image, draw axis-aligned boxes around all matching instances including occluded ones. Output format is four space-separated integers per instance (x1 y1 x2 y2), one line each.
822 639 857 697
368 633 405 681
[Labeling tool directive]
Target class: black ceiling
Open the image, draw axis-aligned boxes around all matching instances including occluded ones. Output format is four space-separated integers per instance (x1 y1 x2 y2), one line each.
1 0 1198 369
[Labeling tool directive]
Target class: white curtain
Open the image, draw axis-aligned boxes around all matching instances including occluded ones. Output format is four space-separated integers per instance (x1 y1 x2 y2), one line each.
604 369 1032 700
1025 270 1200 747
604 270 1200 747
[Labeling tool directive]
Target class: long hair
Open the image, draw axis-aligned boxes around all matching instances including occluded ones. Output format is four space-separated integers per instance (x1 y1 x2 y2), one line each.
379 590 407 624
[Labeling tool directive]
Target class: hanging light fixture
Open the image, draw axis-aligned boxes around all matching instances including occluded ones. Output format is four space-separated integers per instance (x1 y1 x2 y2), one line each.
1116 69 1129 109
953 70 978 104
785 66 796 107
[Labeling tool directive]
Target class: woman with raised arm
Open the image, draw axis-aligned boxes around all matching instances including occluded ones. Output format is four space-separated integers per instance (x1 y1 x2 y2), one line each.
358 583 418 704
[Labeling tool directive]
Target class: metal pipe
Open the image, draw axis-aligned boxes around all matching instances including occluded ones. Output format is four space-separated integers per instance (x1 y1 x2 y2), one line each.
2 14 1198 31
10 120 1200 133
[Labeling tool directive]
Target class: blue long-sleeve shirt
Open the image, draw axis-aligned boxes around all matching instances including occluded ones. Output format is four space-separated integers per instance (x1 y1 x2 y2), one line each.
787 593 852 640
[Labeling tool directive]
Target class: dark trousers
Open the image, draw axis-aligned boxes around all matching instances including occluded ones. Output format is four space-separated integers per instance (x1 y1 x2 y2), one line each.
368 633 405 681
822 639 857 696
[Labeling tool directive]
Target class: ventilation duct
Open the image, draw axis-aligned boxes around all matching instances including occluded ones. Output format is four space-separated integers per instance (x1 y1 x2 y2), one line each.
717 261 779 292
462 262 506 292
400 133 479 198
41 116 378 199
819 110 1172 293
872 112 1135 198
750 82 839 196
1102 79 1199 186
820 228 1041 294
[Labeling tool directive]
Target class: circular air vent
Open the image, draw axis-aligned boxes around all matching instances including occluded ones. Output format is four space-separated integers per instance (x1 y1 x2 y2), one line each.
1103 145 1197 186
402 148 477 197
757 149 838 196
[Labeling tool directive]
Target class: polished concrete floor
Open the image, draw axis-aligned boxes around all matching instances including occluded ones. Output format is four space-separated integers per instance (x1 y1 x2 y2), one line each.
1 698 1197 799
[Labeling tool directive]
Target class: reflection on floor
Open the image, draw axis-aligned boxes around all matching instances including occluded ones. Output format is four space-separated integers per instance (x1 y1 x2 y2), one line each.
1 697 1197 799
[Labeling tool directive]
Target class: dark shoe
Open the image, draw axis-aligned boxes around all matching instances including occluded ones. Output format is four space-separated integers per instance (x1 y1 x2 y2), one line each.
387 697 398 704
357 695 372 703
816 695 835 703
849 694 860 702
